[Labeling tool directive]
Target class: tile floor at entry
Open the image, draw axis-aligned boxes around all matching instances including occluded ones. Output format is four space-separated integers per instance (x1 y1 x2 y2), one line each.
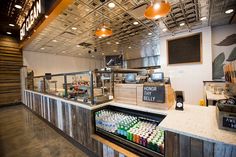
0 105 88 157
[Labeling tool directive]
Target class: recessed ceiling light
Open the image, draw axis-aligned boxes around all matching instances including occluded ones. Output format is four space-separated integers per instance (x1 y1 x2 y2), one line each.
107 42 111 44
200 17 207 21
108 2 116 9
52 39 57 42
128 46 131 49
133 21 139 25
162 28 167 32
115 42 119 44
102 53 105 55
76 45 80 47
14 5 22 9
179 22 185 26
148 32 152 35
71 27 77 30
147 42 150 45
45 15 48 18
225 9 234 14
9 24 15 27
6 32 12 35
113 50 117 52
98 36 102 38
85 8 90 12
41 47 45 50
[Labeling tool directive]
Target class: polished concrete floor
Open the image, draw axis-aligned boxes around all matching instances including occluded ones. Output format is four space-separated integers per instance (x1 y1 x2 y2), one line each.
0 105 88 157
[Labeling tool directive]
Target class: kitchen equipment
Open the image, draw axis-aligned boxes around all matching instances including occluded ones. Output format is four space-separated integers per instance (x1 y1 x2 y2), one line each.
216 97 236 132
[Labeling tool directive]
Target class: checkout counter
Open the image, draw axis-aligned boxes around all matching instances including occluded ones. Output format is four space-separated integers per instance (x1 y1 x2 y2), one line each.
23 68 236 157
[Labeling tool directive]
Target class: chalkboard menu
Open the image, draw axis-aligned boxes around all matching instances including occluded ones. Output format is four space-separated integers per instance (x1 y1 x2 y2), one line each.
143 85 165 103
168 33 201 64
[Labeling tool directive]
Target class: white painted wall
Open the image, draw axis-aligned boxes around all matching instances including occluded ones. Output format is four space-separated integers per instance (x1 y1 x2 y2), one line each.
160 27 212 105
23 51 104 76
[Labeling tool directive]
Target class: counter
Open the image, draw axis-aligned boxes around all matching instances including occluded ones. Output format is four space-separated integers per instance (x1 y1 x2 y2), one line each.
23 90 236 157
106 102 236 146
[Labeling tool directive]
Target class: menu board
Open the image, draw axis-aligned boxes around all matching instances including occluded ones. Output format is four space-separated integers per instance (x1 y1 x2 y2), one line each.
143 85 165 103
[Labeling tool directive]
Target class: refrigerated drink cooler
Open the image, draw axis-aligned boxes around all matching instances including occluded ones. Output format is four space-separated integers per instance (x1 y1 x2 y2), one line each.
94 105 166 157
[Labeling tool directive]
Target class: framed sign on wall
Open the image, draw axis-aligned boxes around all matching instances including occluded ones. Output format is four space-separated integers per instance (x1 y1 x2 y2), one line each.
167 33 202 65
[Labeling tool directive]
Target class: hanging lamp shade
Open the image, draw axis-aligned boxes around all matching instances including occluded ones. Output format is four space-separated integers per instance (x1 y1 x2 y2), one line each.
144 0 171 19
95 25 112 37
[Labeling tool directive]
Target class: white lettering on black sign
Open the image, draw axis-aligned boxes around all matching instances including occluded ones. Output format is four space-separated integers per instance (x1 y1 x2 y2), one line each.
20 0 44 40
143 85 165 103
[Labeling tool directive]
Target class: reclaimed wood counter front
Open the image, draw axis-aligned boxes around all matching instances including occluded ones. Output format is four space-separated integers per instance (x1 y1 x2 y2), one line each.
23 90 128 157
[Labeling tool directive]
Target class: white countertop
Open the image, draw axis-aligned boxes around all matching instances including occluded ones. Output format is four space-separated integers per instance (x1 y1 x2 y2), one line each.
205 90 227 100
105 102 236 146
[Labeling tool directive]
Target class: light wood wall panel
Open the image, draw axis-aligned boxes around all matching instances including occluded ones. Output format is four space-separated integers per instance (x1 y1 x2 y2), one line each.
0 35 22 106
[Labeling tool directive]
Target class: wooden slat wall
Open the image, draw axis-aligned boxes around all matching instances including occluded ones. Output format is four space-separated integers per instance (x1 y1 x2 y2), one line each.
0 35 22 106
165 131 236 157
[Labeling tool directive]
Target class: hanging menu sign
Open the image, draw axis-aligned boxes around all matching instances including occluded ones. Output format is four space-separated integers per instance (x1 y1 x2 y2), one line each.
20 0 45 40
143 85 165 103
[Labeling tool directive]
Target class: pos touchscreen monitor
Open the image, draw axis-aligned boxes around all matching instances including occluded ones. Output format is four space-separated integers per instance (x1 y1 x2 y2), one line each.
151 72 164 82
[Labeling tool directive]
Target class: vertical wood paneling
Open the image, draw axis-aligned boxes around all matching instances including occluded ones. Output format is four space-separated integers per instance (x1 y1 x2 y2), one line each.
191 138 203 157
179 134 190 157
203 141 214 157
0 35 22 106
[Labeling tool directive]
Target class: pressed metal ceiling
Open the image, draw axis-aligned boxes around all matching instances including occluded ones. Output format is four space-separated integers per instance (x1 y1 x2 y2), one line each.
23 0 236 59
0 0 35 37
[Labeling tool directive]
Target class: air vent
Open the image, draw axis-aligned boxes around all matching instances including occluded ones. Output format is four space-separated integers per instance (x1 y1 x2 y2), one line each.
78 42 93 48
60 32 76 39
128 4 148 20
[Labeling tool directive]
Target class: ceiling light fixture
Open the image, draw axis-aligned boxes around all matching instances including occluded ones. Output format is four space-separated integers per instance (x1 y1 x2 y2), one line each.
128 46 131 49
148 32 152 35
144 0 171 19
95 24 112 38
225 9 234 14
133 21 139 25
9 24 15 27
108 2 115 9
41 47 45 50
52 39 57 42
76 45 80 47
162 28 167 32
6 32 12 35
200 16 207 21
71 27 77 30
115 42 119 44
14 4 22 9
45 15 49 18
179 22 185 26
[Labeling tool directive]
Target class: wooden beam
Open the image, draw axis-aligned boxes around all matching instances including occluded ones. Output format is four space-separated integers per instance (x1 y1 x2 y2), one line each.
19 0 74 48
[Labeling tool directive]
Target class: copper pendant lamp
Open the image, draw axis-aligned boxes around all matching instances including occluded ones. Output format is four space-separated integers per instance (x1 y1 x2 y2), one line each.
95 24 112 38
144 0 171 19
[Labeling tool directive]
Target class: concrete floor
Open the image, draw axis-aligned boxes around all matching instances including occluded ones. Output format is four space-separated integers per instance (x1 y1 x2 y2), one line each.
0 105 88 157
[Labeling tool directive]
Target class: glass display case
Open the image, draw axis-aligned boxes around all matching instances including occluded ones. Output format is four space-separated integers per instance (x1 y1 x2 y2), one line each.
26 71 114 105
94 105 166 157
